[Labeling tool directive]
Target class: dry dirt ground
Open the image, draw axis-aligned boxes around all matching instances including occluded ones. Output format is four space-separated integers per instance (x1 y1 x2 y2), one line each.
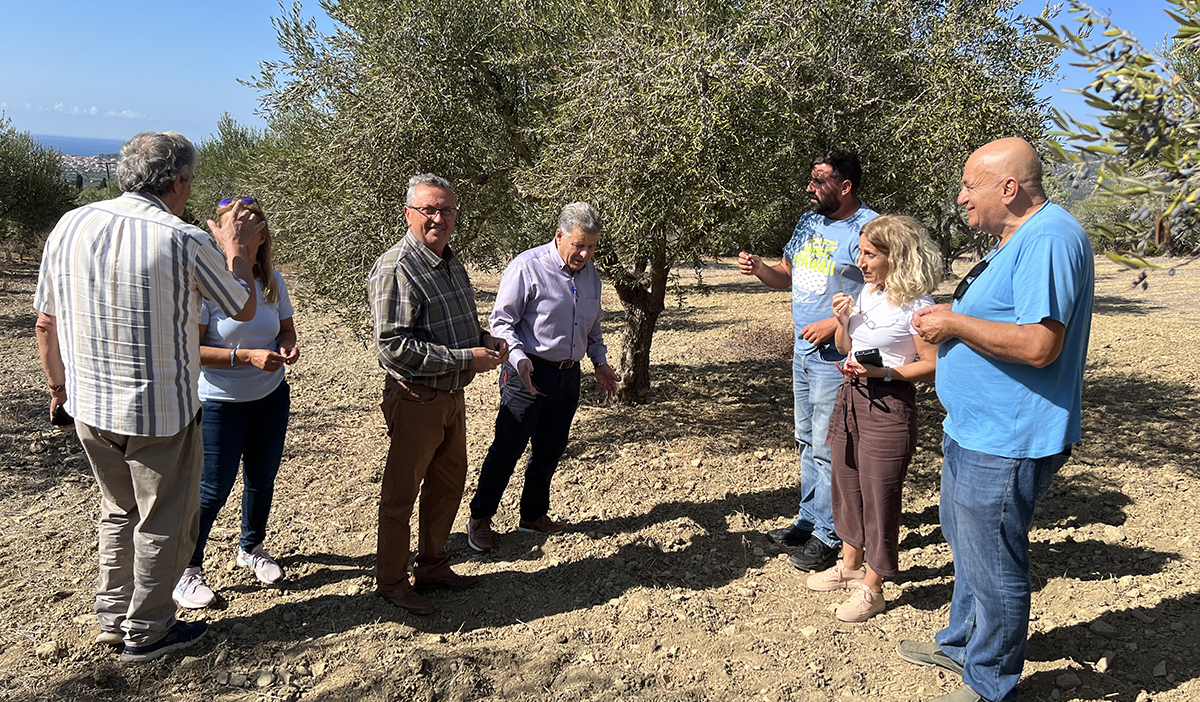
1 253 1198 702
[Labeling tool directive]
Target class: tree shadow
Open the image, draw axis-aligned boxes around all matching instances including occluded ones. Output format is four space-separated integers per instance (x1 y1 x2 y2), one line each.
1022 592 1200 701
1092 293 1165 316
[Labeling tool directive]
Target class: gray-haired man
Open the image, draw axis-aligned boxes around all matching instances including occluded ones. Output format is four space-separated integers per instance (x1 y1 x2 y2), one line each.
35 131 261 662
368 174 508 615
466 202 620 552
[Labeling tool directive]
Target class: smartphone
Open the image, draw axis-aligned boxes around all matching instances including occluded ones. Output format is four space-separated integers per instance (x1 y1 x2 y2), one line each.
853 348 884 367
52 405 74 427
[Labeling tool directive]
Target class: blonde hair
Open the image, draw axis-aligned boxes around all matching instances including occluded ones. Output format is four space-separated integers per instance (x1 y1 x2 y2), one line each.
861 214 941 307
214 199 279 303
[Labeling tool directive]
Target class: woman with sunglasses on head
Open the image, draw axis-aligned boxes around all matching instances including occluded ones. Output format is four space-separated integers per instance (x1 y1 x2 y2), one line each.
806 214 941 622
173 197 300 609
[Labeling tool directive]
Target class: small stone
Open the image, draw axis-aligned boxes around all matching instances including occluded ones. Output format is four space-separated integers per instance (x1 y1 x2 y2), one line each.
1056 672 1081 689
800 626 818 638
176 656 203 673
691 459 702 467
294 665 310 677
282 611 296 623
1104 526 1126 542
231 622 248 636
1135 692 1150 702
752 546 765 557
720 625 737 636
1050 689 1061 701
72 614 94 626
35 641 60 661
1096 651 1114 674
215 650 228 665
256 672 275 688
215 671 231 685
312 661 326 677
230 673 248 687
1089 621 1119 638
1130 608 1156 623
556 632 568 644
1126 588 1141 598
1152 660 1167 677
753 451 767 460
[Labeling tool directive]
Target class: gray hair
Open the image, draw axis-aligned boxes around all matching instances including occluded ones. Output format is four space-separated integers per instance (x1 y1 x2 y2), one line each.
406 173 455 205
116 131 198 196
557 202 602 236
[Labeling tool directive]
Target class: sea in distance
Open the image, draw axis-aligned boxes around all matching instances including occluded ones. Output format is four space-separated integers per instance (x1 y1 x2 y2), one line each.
32 134 125 157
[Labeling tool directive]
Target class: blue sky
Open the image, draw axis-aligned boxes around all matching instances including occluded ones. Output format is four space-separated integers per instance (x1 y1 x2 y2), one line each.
0 0 1184 143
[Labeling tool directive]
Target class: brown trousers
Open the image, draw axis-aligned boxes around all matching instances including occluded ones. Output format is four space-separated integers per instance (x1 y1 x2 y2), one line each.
827 377 917 577
376 376 468 592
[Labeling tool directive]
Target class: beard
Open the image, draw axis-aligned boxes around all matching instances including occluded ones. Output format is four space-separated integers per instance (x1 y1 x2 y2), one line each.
810 191 839 217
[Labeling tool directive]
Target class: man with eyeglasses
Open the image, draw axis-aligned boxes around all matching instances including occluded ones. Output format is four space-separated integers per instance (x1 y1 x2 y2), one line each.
367 173 509 615
900 138 1094 702
465 202 621 553
739 150 876 573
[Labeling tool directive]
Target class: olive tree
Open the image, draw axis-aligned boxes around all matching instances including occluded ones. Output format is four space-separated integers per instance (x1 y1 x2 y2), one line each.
253 0 1056 401
1039 0 1200 256
0 115 74 254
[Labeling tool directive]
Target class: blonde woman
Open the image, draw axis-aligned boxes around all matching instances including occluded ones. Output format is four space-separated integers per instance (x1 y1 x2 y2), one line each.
807 214 941 622
173 197 299 609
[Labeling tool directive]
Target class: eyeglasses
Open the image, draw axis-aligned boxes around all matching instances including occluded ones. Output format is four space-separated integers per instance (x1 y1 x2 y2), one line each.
406 205 459 220
953 258 990 301
218 196 256 207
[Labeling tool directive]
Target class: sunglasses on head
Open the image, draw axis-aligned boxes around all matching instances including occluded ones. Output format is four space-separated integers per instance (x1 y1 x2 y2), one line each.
218 196 256 207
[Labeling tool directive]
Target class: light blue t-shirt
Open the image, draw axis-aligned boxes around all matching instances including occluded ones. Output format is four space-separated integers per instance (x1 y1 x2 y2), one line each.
936 202 1094 458
782 205 875 354
198 271 295 403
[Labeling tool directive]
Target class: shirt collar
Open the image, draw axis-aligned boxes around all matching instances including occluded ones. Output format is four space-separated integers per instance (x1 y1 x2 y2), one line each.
121 191 171 213
404 229 453 267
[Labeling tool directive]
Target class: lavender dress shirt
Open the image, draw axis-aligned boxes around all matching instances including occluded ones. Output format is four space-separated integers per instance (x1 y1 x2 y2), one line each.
489 241 608 367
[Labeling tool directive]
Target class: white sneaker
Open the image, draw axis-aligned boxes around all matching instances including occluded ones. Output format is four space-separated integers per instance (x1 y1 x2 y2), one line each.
173 567 215 609
237 544 284 584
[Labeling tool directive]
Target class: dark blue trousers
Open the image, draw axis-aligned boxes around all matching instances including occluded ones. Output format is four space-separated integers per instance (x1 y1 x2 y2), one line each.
189 380 290 567
470 361 580 522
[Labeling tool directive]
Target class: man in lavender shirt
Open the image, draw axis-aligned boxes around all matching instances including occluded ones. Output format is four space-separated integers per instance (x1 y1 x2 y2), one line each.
466 202 621 552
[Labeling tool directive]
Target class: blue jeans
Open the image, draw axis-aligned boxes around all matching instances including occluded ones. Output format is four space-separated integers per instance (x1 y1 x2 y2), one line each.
189 381 290 567
792 343 844 547
936 435 1069 702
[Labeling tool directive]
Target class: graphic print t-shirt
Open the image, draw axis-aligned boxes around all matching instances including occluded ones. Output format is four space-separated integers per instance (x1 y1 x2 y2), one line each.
781 206 876 353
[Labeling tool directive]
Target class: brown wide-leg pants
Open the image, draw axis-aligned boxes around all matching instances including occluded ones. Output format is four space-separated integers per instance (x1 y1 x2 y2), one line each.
827 377 917 577
376 377 468 593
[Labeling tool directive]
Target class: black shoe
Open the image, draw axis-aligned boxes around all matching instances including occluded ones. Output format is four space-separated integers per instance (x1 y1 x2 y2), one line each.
788 535 839 572
119 621 207 663
765 525 812 548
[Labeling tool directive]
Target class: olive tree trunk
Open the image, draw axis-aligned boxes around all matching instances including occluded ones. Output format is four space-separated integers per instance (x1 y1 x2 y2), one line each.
611 247 669 404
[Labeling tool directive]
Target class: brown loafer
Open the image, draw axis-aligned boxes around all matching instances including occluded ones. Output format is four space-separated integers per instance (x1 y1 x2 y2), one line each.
518 514 565 535
413 569 480 592
377 587 436 615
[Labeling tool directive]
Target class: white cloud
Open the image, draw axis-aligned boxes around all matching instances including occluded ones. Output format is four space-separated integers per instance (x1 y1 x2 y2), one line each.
70 105 81 115
54 102 65 112
89 106 98 115
119 109 142 119
25 103 31 110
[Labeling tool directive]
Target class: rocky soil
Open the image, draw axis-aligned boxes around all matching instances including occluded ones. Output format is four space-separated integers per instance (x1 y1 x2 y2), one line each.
1 253 1197 702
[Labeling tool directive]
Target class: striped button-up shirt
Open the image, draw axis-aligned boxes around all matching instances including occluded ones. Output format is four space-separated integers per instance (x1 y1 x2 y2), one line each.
367 231 486 391
490 241 608 367
33 192 251 437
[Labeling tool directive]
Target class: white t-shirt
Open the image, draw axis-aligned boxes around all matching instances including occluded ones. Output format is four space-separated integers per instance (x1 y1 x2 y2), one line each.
847 286 934 368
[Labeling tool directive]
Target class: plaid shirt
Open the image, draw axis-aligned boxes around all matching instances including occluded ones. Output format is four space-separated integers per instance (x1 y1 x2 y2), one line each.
367 231 485 391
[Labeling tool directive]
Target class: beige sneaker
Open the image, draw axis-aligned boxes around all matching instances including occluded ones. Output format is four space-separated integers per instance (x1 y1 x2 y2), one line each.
806 561 867 592
835 583 885 622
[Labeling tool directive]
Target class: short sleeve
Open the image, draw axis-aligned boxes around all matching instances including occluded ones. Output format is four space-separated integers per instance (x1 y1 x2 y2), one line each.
200 299 214 325
905 295 935 335
275 272 295 320
1013 233 1086 327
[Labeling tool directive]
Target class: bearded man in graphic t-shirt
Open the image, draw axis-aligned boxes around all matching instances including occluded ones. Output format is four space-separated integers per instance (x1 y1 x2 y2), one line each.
738 150 878 573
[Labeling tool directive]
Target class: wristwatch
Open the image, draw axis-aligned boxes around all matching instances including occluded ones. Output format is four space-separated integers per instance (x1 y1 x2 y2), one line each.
883 366 893 382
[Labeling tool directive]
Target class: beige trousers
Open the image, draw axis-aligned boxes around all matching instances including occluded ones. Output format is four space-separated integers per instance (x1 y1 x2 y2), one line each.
77 415 203 646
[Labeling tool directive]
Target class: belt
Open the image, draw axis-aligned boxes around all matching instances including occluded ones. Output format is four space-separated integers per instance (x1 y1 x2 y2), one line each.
527 354 576 369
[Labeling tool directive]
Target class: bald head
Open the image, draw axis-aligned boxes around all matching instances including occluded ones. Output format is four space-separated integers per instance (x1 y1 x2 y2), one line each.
957 137 1049 240
967 137 1046 200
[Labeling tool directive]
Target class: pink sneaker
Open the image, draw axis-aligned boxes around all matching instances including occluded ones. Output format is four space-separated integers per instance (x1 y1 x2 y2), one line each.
835 583 886 622
806 561 867 592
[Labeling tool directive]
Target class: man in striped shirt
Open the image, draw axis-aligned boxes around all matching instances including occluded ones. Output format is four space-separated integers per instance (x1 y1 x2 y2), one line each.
34 131 261 662
368 173 508 615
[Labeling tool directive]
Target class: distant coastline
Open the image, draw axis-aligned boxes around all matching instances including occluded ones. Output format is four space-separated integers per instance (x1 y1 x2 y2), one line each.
32 134 125 157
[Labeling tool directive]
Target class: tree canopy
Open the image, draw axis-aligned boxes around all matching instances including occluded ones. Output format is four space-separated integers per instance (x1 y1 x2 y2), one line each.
250 0 1056 400
1039 0 1200 256
0 115 74 254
